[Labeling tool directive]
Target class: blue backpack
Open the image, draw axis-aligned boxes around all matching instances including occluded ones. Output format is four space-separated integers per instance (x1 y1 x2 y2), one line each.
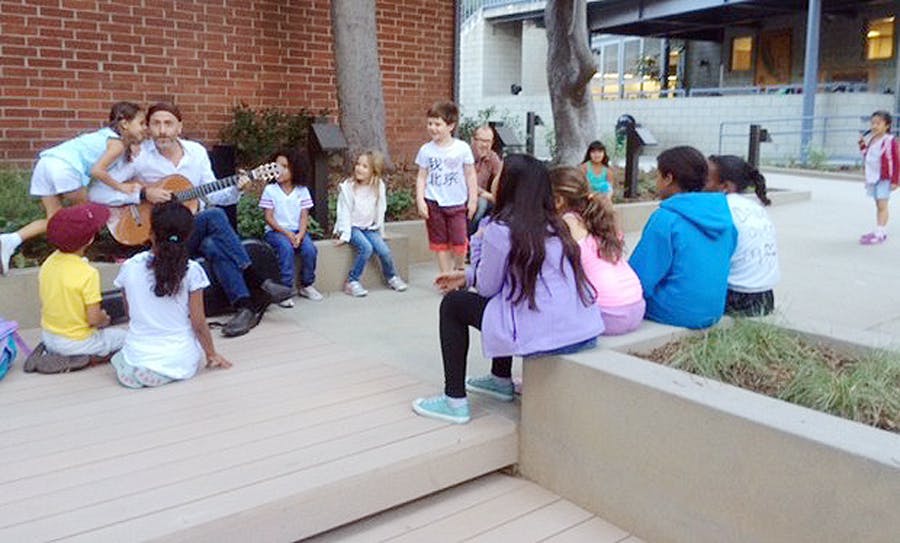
0 318 30 381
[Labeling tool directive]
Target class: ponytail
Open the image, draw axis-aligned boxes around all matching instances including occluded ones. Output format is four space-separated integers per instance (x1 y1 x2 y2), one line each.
148 202 193 297
749 165 771 206
709 155 771 205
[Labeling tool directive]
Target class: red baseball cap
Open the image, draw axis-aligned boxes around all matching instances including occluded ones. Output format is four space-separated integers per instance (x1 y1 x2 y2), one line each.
46 203 110 253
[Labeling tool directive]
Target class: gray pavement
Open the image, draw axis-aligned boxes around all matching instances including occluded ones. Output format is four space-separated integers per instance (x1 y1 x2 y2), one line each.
265 171 900 410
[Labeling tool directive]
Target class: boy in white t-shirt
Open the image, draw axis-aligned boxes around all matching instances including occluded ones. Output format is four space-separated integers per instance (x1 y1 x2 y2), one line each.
415 101 478 273
259 148 322 306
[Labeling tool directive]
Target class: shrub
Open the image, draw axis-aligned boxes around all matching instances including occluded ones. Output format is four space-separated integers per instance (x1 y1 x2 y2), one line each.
386 188 415 222
0 169 43 233
218 103 323 167
457 106 523 144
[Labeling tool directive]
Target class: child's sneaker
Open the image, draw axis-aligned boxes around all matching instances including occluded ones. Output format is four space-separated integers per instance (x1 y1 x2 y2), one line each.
0 232 18 276
412 395 470 424
344 280 368 297
298 285 324 301
860 232 887 245
465 375 515 402
278 298 295 308
387 276 408 292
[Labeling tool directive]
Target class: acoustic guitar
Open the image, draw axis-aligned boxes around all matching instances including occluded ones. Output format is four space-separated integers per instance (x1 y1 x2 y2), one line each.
111 162 281 246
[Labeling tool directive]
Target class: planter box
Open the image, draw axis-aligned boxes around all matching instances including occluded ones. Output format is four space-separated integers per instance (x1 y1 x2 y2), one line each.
518 320 900 543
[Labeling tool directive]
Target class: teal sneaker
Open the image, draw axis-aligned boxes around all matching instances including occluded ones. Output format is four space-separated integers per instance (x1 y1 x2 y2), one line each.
412 395 470 424
465 375 515 402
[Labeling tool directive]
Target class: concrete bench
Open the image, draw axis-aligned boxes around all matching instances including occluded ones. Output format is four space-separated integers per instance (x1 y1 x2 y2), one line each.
0 234 413 329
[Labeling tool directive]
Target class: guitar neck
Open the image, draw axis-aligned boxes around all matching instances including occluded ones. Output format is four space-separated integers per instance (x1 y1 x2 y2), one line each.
173 174 241 202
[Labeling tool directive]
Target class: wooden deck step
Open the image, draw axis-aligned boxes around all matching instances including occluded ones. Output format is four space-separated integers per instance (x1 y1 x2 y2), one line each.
307 473 645 543
0 320 518 542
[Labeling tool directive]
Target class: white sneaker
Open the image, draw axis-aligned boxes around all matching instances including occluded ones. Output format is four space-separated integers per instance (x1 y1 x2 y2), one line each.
0 233 18 276
298 285 324 301
387 276 408 292
278 298 295 308
344 280 368 297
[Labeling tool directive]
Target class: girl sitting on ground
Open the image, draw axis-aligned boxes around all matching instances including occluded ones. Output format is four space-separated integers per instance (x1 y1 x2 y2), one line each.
333 150 408 297
629 146 737 329
111 202 231 388
412 154 604 424
550 167 645 335
0 101 146 275
259 147 322 306
706 155 780 316
580 140 613 199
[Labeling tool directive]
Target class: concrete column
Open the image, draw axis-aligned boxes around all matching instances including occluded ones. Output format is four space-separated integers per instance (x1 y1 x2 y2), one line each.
618 37 626 99
800 0 822 164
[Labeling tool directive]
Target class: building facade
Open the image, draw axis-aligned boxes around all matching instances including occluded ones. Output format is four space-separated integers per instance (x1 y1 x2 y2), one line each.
0 0 455 167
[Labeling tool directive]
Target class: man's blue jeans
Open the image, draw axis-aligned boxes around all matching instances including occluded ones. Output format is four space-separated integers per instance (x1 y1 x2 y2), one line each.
187 207 251 304
264 230 317 288
348 227 396 282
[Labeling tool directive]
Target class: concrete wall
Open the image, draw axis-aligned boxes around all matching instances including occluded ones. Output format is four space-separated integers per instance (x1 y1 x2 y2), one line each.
519 325 900 543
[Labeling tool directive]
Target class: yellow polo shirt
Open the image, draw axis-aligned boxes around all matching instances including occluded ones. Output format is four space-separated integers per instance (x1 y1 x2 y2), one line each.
39 251 102 340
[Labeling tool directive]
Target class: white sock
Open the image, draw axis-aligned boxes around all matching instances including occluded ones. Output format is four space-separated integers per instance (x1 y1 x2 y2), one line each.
1 232 23 250
446 396 468 409
876 226 887 237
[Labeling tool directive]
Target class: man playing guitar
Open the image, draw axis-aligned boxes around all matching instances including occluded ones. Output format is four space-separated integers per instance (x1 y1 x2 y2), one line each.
104 102 292 337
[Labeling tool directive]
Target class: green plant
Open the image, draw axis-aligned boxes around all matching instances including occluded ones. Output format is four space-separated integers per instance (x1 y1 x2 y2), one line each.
457 106 523 144
0 169 43 233
386 188 414 221
236 193 266 239
634 55 659 80
219 103 323 167
807 147 828 170
644 319 900 432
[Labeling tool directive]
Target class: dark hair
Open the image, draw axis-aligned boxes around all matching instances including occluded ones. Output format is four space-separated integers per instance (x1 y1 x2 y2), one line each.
708 155 771 206
149 202 193 297
582 140 609 166
427 101 459 126
491 154 593 309
872 110 893 129
268 147 310 187
108 101 142 129
147 101 182 122
550 167 624 262
657 146 708 193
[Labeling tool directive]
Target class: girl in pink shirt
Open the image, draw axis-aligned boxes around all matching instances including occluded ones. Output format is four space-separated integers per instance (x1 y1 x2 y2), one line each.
551 167 645 335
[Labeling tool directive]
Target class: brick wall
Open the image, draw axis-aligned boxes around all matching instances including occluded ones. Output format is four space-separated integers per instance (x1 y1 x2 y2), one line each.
0 0 455 167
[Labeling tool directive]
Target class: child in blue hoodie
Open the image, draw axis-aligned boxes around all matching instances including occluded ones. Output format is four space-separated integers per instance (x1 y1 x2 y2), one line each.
629 146 737 329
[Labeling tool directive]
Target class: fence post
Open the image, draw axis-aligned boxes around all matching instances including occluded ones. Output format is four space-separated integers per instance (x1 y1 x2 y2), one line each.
748 124 762 168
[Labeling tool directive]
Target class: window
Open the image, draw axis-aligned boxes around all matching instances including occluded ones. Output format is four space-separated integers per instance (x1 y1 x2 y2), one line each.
866 16 895 60
731 36 753 71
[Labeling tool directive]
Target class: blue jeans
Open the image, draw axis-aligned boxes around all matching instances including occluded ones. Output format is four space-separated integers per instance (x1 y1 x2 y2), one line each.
348 227 397 282
187 208 251 304
264 230 317 288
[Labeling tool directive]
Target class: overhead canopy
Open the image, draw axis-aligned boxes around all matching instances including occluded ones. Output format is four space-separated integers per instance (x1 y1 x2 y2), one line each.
586 0 888 41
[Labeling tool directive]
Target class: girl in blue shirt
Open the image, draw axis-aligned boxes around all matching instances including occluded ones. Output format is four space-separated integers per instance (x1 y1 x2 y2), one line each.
0 101 146 275
580 140 612 199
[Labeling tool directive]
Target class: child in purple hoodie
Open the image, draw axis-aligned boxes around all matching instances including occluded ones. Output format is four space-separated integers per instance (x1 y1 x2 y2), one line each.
413 154 604 424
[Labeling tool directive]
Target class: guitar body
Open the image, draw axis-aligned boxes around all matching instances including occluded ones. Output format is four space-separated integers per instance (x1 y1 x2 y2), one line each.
113 175 200 246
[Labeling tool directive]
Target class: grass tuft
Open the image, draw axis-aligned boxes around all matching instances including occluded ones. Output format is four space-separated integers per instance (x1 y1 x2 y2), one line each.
643 319 899 432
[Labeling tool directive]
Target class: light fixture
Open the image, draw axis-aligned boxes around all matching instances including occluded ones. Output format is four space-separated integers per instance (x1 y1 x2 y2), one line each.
510 84 523 95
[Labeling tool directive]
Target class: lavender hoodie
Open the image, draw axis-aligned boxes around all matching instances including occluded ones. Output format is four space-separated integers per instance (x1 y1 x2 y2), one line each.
466 220 604 358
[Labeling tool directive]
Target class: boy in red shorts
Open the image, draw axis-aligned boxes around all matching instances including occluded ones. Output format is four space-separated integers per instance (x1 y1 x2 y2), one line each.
415 101 478 273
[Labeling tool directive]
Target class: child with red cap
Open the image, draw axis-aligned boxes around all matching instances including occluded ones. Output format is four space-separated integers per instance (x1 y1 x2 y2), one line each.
27 203 126 373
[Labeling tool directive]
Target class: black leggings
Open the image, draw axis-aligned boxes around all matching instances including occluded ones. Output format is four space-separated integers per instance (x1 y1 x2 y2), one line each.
440 290 513 398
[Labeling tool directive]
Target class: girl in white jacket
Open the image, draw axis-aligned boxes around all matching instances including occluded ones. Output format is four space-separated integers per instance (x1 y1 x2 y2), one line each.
333 151 408 296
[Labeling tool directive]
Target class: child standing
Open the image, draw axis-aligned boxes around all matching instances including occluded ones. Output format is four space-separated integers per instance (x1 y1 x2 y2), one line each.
550 167 645 335
580 140 613 199
858 110 899 245
259 148 322 306
111 202 231 388
34 203 126 371
415 101 478 273
707 155 780 316
412 155 603 424
629 146 737 329
333 151 408 296
0 102 146 275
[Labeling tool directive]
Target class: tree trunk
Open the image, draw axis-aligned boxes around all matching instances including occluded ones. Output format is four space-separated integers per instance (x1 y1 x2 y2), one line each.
330 0 392 167
545 0 598 166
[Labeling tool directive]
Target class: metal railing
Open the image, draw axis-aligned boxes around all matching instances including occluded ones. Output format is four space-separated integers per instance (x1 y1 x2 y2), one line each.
717 113 900 161
459 0 538 24
690 81 869 98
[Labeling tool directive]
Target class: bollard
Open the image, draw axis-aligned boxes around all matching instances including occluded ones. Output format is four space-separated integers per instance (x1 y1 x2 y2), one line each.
307 121 348 234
